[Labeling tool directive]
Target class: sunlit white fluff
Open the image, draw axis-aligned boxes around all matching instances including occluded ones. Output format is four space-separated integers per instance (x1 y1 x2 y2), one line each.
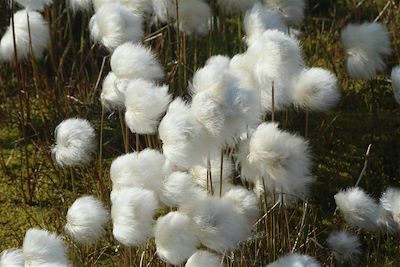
110 149 171 195
16 0 52 10
111 187 158 246
183 197 251 253
267 253 320 267
51 118 96 167
327 231 361 263
89 3 143 51
93 0 153 14
152 0 211 35
100 72 125 110
124 79 171 134
0 10 49 62
244 2 286 46
185 250 222 267
154 211 200 265
391 66 400 105
0 249 24 267
334 187 379 230
292 67 340 111
217 0 256 14
65 196 109 244
161 171 206 207
68 0 92 12
223 186 259 224
380 187 400 229
23 229 68 266
341 22 391 80
110 42 164 81
263 0 305 26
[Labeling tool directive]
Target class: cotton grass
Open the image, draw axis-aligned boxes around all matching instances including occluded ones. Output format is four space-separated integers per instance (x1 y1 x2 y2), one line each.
185 250 222 267
100 72 125 110
0 249 24 267
263 0 305 26
16 0 53 11
391 66 400 105
327 231 361 263
266 253 320 267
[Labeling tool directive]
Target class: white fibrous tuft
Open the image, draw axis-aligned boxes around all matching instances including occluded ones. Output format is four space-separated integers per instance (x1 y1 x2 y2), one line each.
183 197 251 253
68 0 92 12
0 249 24 267
89 4 143 51
65 196 109 244
23 229 68 267
100 72 125 110
244 2 286 46
51 118 96 167
391 66 400 105
110 42 164 81
152 0 211 35
111 187 158 246
16 0 52 11
267 253 321 267
161 171 206 207
216 0 256 14
292 67 340 111
110 149 171 195
239 123 312 202
263 0 305 26
154 212 200 265
380 187 400 229
327 231 361 263
125 79 171 134
185 250 222 267
341 22 391 80
223 186 260 224
0 10 49 62
334 187 379 230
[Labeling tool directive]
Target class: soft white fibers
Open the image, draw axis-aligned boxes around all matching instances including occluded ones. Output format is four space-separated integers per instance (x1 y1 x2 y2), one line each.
154 211 200 265
0 249 24 267
51 118 96 167
68 0 92 12
341 22 391 80
223 186 260 224
65 196 109 244
327 231 361 263
100 72 125 110
292 67 340 111
263 0 305 26
216 0 257 14
0 10 49 62
380 187 400 228
23 229 68 266
110 42 164 81
185 250 222 267
125 79 171 134
89 4 143 51
266 253 321 267
334 187 379 230
391 66 400 105
16 0 53 11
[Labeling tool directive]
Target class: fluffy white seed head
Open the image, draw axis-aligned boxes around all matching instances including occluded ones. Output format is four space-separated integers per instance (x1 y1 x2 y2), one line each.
334 187 379 230
68 0 92 12
263 0 305 26
110 42 164 81
391 66 400 105
380 187 400 229
95 0 153 15
267 253 321 267
16 0 52 10
341 22 391 80
51 118 96 167
23 229 68 266
111 187 158 246
223 186 260 224
89 4 143 51
65 196 109 244
185 250 222 267
292 67 340 111
100 72 125 110
0 249 24 267
327 231 361 263
0 10 49 62
217 0 257 14
154 212 200 265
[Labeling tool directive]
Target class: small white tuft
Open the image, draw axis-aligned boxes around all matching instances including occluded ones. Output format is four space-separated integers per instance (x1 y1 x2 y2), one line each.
100 72 125 110
391 66 400 105
68 0 92 12
185 250 222 267
0 249 24 267
327 231 361 263
263 0 305 26
267 253 321 267
380 187 400 230
223 186 260 224
16 0 52 11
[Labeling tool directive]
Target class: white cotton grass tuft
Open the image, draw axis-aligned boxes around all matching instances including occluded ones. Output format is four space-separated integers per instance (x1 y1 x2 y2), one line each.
111 187 158 246
380 187 400 230
185 250 222 267
93 0 153 15
223 186 260 224
68 0 92 12
51 118 96 167
23 229 68 267
0 249 24 267
341 22 391 80
391 66 400 105
216 0 257 14
0 10 49 63
124 79 171 134
100 72 125 111
334 187 379 230
154 211 200 265
110 42 164 81
292 67 341 111
267 253 321 267
243 2 286 46
263 0 305 26
16 0 53 11
327 231 361 263
183 197 251 253
89 3 143 51
65 196 109 244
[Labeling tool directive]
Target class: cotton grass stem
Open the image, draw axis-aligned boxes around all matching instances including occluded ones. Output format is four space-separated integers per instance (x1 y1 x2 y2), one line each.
219 150 224 197
355 144 372 187
271 81 275 122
